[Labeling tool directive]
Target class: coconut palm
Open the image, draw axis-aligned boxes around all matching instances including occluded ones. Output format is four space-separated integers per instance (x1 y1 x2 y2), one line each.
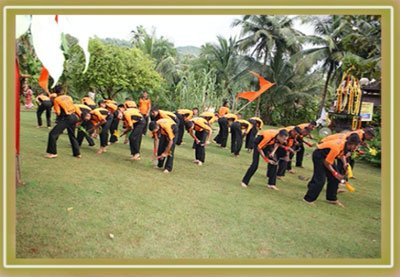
199 36 256 109
232 15 304 115
292 15 354 115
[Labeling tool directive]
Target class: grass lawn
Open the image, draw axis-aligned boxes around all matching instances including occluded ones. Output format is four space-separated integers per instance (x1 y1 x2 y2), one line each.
16 110 381 259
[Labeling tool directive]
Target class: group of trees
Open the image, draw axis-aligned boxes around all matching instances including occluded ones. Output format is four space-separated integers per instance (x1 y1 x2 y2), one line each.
17 15 381 126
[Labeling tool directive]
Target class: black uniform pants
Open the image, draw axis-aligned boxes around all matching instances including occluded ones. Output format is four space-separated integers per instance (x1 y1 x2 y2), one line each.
242 136 272 185
100 115 114 147
77 120 95 146
46 114 80 156
277 147 290 177
129 119 146 155
214 117 229 147
194 130 207 163
141 115 149 135
37 101 52 127
267 146 286 185
157 125 178 171
296 140 305 167
109 112 120 143
303 150 340 202
230 122 243 155
245 125 258 150
175 113 185 146
286 152 295 171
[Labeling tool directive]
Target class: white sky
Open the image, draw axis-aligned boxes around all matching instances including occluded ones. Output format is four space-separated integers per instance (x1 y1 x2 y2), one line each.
63 15 314 47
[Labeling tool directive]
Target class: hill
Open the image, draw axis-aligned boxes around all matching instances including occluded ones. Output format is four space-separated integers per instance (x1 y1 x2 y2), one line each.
176 45 201 57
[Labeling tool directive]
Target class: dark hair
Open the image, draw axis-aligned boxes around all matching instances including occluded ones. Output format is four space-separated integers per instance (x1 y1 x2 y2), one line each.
347 133 361 145
278 129 289 137
364 127 375 137
125 97 131 101
309 120 317 126
118 104 125 109
148 121 158 132
223 100 228 106
98 100 104 106
54 85 63 95
150 106 159 113
81 111 89 121
294 126 302 134
184 121 194 131
192 107 199 110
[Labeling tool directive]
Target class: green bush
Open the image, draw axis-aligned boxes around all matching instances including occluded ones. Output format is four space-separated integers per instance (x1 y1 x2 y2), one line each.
357 127 381 167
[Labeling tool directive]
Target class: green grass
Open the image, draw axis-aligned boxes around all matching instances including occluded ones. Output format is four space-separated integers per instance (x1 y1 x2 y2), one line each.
16 111 381 259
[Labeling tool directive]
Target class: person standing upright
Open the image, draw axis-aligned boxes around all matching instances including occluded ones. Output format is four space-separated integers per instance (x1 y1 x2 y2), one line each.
218 100 230 117
139 91 151 135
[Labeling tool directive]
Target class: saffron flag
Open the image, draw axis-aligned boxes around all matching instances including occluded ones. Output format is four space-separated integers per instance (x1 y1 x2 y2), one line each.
38 66 50 93
236 71 275 102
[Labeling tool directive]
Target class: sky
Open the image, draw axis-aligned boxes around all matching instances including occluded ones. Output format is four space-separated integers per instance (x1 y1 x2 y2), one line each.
64 15 315 47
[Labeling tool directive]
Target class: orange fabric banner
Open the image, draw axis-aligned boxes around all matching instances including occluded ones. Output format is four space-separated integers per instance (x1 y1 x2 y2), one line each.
38 66 49 93
236 72 275 102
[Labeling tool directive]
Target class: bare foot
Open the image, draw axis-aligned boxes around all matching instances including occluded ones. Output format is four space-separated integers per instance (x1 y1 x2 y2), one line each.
327 200 345 207
267 185 279 191
241 182 248 188
303 198 315 205
45 154 58 159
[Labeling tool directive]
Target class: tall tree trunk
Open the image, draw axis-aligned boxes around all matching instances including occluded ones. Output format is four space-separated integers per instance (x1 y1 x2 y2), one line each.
255 98 261 117
256 55 269 117
319 62 334 116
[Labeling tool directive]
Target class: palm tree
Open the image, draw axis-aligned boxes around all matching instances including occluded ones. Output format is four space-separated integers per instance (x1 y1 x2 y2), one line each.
292 15 351 115
199 36 254 108
232 15 304 116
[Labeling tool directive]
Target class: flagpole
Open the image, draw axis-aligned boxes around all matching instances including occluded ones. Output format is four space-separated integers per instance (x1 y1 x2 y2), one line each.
236 99 256 114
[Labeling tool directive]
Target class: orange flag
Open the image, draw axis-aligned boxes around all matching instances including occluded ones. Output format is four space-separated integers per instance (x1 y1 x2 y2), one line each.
236 71 275 102
38 66 49 94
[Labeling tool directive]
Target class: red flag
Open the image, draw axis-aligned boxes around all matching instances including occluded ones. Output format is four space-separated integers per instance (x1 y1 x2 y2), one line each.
236 71 275 102
38 66 49 93
15 58 21 155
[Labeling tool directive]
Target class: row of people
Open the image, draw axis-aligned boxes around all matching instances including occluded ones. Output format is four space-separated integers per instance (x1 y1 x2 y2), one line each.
40 86 376 207
239 123 374 206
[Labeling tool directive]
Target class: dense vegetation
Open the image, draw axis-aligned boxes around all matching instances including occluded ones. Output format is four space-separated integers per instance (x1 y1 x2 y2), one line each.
17 15 381 164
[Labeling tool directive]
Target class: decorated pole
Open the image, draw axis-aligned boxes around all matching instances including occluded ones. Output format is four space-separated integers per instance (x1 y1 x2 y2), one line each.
15 57 22 186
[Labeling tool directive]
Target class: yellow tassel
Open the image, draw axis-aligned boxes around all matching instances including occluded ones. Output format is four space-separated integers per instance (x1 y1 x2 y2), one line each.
345 182 356 192
347 164 353 178
368 147 377 156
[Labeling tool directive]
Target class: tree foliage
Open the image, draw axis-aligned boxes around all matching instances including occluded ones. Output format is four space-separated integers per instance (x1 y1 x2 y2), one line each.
64 38 163 100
